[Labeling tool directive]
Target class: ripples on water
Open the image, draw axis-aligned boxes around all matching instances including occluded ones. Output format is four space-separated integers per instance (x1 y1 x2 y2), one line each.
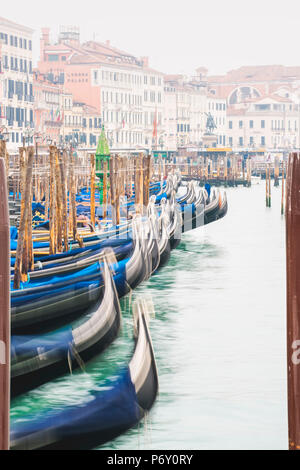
11 182 288 450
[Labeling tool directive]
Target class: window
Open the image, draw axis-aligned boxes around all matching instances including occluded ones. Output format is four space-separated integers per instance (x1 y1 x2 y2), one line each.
10 35 13 46
229 137 233 146
29 40 32 50
239 120 243 129
261 136 265 146
24 39 27 49
250 136 254 145
239 137 243 146
249 120 253 128
48 54 59 61
261 120 265 129
229 120 233 129
19 38 23 48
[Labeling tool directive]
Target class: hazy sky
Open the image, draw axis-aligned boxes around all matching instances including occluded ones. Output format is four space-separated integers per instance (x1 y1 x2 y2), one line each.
3 0 300 75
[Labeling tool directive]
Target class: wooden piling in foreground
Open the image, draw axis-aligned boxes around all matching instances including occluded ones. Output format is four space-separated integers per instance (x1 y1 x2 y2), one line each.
266 165 269 207
0 158 10 450
49 146 56 255
268 164 272 207
286 152 300 450
14 147 34 288
90 154 96 229
103 160 108 221
281 162 285 215
60 151 69 252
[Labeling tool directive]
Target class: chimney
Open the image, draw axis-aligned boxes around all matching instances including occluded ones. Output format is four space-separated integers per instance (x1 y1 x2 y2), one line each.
141 56 149 68
40 28 50 62
41 28 50 45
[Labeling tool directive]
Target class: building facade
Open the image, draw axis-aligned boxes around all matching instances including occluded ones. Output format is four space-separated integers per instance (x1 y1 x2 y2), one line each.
227 94 300 150
0 16 34 150
164 73 208 150
33 71 63 145
38 27 165 151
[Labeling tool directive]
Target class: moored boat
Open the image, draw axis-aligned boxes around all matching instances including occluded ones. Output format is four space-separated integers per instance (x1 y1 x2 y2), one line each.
10 299 159 450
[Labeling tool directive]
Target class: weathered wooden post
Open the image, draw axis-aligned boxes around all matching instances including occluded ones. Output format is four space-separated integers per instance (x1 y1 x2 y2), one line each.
143 154 151 207
281 161 285 216
55 149 63 253
0 140 9 191
68 149 77 241
268 163 272 207
14 147 34 288
110 155 116 226
59 151 69 252
286 152 300 450
90 154 96 229
103 159 108 221
49 146 56 254
0 158 10 450
266 164 269 207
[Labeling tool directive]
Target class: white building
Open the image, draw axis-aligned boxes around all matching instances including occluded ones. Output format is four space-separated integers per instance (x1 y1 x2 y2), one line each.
164 75 207 150
206 91 227 147
164 73 221 151
94 59 164 150
61 92 102 147
0 16 34 150
227 93 300 150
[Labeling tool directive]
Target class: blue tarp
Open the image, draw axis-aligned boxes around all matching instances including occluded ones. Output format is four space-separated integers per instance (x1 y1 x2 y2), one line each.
11 326 73 358
11 367 140 446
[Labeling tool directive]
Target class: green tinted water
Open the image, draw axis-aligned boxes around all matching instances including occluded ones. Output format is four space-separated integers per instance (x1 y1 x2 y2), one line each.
11 182 288 450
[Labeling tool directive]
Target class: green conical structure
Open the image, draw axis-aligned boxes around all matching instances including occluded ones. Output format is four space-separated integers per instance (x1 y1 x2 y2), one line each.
96 126 110 157
95 126 110 204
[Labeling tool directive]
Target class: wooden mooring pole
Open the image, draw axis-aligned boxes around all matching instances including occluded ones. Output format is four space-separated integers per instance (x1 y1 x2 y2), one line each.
0 158 10 450
266 164 269 207
14 147 34 289
286 152 300 450
90 154 96 229
268 163 272 207
281 161 285 216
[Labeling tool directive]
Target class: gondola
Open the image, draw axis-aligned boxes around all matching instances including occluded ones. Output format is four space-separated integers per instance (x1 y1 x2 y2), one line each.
11 220 150 333
10 238 133 279
176 181 194 204
204 188 222 224
216 192 228 220
11 256 121 397
10 299 159 450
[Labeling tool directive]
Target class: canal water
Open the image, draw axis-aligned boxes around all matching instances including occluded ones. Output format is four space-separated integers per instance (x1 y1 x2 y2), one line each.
11 181 288 450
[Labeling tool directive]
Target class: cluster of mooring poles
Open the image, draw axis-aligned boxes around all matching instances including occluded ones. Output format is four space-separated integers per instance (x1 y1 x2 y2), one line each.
265 161 286 213
171 154 252 187
1 140 156 290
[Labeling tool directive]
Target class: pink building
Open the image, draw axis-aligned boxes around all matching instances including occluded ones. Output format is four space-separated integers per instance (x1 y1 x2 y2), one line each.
33 70 63 144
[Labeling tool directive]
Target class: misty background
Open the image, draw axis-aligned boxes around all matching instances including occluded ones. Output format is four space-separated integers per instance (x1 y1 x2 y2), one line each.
3 0 300 75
